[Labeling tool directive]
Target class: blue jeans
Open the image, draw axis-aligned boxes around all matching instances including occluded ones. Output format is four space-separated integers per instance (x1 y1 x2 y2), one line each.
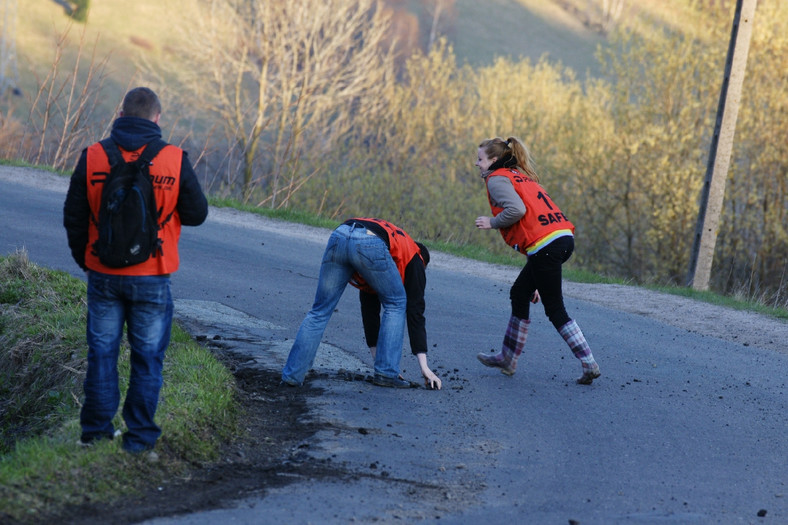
282 223 407 384
81 271 173 453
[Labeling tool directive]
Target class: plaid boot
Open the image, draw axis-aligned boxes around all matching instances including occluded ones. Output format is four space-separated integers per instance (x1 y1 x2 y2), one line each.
559 319 600 385
477 316 530 376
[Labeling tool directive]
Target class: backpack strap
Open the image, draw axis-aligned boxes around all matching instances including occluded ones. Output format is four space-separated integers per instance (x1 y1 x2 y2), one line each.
138 139 168 165
98 138 125 168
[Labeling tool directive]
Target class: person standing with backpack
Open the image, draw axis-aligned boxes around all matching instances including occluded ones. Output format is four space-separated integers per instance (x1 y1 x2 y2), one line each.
473 136 601 385
63 87 208 455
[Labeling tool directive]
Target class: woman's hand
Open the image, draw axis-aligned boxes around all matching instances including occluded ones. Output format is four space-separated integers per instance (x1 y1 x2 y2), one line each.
475 216 492 230
416 353 442 390
422 368 442 390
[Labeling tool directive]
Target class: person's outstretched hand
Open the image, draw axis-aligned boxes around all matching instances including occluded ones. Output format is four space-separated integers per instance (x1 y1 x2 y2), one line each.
422 368 442 390
416 353 442 390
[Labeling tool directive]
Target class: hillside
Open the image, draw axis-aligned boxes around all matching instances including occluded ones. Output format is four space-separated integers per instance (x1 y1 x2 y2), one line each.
425 0 606 75
9 0 707 106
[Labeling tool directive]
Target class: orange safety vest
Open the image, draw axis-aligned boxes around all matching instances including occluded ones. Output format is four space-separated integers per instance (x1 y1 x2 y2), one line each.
85 142 184 275
486 168 574 255
348 218 424 292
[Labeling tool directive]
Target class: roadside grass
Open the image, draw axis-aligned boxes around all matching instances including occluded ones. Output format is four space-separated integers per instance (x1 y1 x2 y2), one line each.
0 158 64 172
641 283 788 322
0 250 238 523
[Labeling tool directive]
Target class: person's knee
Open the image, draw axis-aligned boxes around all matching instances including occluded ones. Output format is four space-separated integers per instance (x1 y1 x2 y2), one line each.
380 287 407 310
510 289 532 319
510 299 531 320
386 295 407 312
544 305 570 330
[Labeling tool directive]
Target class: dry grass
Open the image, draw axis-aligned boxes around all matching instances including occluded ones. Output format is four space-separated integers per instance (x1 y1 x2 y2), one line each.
15 0 199 116
0 250 88 454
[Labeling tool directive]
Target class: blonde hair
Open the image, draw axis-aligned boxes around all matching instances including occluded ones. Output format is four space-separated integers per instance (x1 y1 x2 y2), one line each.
479 136 539 182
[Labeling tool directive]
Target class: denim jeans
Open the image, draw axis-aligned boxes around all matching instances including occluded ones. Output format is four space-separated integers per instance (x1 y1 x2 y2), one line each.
81 271 172 453
282 223 407 384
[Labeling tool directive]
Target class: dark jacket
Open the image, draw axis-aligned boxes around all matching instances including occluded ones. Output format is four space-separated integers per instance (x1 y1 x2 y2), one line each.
63 117 208 271
359 256 428 355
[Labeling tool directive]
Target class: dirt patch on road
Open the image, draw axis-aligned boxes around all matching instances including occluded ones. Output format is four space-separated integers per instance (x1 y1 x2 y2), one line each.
53 350 339 525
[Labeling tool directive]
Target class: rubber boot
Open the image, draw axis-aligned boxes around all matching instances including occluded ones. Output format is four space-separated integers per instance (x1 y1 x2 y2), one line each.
477 316 530 376
559 319 600 385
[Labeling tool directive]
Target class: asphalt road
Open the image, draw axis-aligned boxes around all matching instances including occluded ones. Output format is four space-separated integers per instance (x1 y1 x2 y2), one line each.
1 168 786 524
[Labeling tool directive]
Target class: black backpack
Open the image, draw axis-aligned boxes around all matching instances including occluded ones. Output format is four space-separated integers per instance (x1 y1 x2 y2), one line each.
92 138 167 268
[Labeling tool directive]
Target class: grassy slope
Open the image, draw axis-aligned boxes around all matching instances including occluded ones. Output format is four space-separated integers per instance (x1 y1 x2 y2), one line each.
451 0 604 77
14 0 696 103
11 0 711 128
0 252 238 522
15 0 195 116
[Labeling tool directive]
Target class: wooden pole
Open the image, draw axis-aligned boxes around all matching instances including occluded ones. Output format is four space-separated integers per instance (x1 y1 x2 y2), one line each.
687 0 757 291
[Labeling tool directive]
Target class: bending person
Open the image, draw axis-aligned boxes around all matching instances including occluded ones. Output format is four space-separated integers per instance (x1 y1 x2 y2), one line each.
281 218 442 390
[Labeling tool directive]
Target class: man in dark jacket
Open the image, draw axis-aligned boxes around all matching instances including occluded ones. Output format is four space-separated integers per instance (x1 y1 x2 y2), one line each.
63 87 208 454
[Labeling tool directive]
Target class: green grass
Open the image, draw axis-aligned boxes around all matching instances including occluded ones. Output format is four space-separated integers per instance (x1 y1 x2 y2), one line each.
0 158 65 173
209 196 342 230
642 283 788 322
0 251 238 523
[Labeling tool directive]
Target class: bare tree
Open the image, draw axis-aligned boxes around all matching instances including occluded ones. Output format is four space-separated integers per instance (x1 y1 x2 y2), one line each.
168 0 395 205
601 0 626 32
23 24 110 169
580 0 626 34
424 0 456 52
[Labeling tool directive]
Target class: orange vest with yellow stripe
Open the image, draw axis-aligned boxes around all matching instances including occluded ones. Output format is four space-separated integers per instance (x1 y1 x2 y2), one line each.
348 218 423 292
487 168 574 255
85 142 183 275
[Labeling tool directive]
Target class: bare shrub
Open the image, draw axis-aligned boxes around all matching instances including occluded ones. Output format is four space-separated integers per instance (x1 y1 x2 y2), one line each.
164 0 396 204
22 23 111 170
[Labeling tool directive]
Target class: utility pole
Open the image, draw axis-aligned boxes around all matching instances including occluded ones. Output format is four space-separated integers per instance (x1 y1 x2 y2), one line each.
687 0 757 291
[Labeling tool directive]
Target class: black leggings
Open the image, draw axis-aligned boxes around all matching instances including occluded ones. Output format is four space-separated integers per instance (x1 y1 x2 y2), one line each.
510 236 574 330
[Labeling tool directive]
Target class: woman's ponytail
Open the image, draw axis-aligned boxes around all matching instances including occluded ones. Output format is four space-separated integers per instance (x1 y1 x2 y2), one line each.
507 137 538 182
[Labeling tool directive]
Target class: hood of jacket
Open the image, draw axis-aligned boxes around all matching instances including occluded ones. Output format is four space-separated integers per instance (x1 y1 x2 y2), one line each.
109 116 163 151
